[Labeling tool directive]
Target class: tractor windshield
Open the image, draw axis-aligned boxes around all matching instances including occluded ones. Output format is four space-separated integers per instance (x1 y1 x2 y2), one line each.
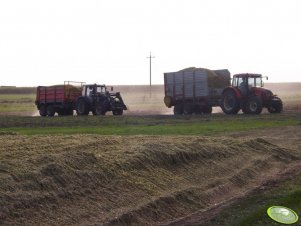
96 86 106 93
83 85 107 96
248 77 262 88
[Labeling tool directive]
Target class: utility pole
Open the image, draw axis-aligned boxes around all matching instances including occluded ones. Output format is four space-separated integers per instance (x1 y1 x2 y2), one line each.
147 52 155 87
146 52 155 97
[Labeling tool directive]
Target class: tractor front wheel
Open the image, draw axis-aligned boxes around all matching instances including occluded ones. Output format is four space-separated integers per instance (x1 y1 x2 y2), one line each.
268 97 283 113
245 96 263 114
112 109 123 115
93 103 106 115
221 91 240 114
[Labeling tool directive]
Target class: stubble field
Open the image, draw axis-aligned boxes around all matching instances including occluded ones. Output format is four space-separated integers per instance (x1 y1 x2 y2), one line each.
0 83 301 225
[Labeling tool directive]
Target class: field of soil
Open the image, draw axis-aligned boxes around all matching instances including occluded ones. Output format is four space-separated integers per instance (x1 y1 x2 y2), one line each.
0 83 301 225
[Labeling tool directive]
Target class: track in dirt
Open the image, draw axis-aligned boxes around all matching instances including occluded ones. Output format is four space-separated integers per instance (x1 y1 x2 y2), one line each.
1 128 301 225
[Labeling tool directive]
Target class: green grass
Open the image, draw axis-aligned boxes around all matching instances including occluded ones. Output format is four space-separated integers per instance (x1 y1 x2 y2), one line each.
209 174 301 226
0 94 35 101
0 114 299 135
0 94 36 113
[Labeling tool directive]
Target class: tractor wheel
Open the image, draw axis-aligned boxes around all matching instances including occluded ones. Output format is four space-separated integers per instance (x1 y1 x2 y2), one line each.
268 98 283 113
221 91 240 114
93 103 106 115
112 109 123 115
245 96 263 114
46 105 55 117
76 98 89 116
39 104 47 117
183 104 193 115
174 104 183 115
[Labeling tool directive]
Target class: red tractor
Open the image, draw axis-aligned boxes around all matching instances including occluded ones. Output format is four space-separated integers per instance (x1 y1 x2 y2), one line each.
221 73 283 114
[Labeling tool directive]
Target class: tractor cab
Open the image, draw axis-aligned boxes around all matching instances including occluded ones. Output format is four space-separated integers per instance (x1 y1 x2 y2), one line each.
232 74 264 95
82 84 108 97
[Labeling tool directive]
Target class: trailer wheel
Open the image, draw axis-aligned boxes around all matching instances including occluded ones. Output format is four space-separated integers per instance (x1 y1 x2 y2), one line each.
76 98 89 115
183 104 193 115
202 106 212 114
39 104 47 117
46 105 55 117
58 110 65 116
245 96 263 114
174 104 183 115
66 108 74 116
268 98 283 113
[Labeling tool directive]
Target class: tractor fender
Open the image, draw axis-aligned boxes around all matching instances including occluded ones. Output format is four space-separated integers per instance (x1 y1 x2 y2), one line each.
76 96 92 108
222 87 241 99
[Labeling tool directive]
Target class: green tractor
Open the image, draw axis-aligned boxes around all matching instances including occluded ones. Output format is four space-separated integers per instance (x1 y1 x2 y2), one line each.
221 74 283 114
76 84 127 116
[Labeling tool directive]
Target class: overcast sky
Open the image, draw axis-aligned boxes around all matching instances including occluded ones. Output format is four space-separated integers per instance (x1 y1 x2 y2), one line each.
0 0 300 86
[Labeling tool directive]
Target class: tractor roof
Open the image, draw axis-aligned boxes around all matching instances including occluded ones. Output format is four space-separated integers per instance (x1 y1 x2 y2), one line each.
84 84 106 87
233 73 262 78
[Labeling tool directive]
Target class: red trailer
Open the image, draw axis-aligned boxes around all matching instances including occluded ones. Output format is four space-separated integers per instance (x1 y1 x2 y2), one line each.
35 81 84 116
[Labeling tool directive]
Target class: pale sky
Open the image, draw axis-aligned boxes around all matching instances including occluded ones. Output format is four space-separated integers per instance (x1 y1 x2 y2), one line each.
0 0 300 86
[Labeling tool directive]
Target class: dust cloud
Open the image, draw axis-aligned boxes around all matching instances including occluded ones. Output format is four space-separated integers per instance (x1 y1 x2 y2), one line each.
113 85 173 115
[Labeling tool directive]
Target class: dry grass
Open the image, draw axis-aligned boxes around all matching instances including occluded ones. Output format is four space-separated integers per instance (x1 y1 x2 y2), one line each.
1 132 300 225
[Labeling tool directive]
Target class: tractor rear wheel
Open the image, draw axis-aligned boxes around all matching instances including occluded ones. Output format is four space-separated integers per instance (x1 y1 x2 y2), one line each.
245 96 263 114
76 98 89 115
268 97 283 113
46 105 55 117
39 104 47 117
221 91 240 114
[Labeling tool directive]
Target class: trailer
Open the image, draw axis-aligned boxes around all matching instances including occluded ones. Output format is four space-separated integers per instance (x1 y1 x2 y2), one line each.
164 67 230 115
35 81 84 116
